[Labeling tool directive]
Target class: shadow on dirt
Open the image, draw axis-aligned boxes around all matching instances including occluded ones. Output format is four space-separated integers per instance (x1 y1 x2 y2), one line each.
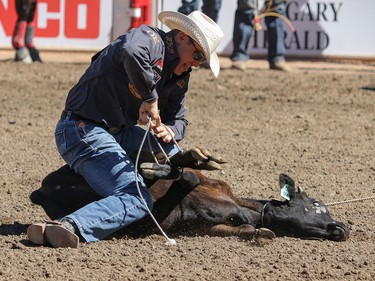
0 222 28 236
360 86 375 92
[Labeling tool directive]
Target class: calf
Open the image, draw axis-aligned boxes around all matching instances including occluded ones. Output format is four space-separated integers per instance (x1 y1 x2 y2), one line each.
30 162 350 244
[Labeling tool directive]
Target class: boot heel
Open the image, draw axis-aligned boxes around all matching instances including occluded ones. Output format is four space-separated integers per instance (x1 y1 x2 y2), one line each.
27 223 47 245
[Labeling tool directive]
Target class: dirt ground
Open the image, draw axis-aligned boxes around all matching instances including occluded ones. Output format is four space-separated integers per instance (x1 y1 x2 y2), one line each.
0 50 374 280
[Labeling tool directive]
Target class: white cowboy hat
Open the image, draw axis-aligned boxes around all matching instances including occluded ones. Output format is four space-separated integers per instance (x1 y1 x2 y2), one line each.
158 11 224 77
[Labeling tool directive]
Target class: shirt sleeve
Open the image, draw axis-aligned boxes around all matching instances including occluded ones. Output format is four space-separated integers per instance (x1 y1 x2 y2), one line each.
120 26 163 101
159 77 190 141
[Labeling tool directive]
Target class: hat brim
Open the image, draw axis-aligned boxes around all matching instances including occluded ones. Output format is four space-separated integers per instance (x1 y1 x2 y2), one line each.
158 11 220 77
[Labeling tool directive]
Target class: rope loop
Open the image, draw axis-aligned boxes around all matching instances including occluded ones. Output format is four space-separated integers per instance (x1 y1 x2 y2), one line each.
134 117 178 245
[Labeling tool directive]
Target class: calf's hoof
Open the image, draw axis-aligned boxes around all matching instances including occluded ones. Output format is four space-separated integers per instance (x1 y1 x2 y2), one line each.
254 227 276 246
140 163 181 180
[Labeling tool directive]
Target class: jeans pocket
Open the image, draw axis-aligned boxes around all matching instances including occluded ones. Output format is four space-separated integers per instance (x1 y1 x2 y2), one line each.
55 128 67 156
55 121 89 167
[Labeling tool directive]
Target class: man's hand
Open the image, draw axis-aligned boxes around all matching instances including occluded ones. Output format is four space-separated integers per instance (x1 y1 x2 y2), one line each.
138 99 174 143
138 99 160 125
151 118 175 143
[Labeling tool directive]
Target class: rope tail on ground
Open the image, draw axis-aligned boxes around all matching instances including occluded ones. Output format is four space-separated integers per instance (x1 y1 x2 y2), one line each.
134 117 182 245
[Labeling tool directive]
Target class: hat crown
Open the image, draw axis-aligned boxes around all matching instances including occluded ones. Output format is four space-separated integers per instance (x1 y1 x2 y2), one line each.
158 11 224 77
186 11 223 58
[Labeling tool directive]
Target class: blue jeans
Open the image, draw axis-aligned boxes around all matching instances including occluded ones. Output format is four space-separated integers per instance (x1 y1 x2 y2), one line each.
54 115 179 242
178 0 222 22
231 0 286 63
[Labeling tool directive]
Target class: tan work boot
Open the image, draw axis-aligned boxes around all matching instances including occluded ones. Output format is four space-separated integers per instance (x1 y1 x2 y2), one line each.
269 61 291 71
231 60 247 70
27 221 79 248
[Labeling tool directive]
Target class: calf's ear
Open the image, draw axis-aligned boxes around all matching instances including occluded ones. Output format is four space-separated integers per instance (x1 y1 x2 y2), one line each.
279 173 296 200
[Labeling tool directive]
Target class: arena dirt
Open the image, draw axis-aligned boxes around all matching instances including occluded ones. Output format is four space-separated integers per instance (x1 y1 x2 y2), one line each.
0 53 374 280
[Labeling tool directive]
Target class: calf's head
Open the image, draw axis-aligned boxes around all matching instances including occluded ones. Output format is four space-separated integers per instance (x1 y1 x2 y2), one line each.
261 174 350 241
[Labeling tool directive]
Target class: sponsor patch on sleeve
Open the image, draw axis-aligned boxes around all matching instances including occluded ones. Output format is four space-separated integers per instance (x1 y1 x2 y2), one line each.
146 29 159 44
128 82 141 99
176 78 187 89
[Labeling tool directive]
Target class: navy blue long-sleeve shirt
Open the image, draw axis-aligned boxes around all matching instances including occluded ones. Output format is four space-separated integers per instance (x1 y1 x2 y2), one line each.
65 25 190 141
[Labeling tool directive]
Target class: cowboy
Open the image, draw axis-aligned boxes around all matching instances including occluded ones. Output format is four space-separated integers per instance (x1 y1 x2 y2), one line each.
27 11 224 248
178 0 222 23
231 0 290 71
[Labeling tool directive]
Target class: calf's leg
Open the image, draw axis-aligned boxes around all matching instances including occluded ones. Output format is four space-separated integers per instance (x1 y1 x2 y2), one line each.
207 224 275 246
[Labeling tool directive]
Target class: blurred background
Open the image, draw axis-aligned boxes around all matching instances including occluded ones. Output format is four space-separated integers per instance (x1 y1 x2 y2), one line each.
1 0 374 61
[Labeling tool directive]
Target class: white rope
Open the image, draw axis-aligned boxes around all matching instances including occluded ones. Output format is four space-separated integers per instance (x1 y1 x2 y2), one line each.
134 118 176 245
146 123 183 165
326 195 375 206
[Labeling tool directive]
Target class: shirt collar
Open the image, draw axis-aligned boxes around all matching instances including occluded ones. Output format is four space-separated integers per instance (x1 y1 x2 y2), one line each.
164 32 180 65
164 31 192 76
